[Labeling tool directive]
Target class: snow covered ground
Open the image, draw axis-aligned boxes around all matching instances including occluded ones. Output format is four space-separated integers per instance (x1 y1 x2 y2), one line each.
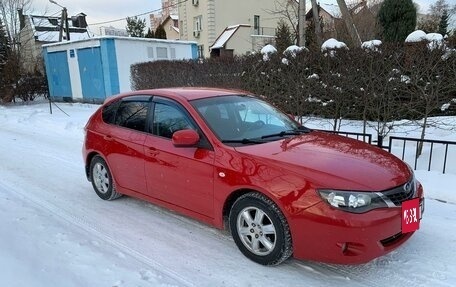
0 102 455 287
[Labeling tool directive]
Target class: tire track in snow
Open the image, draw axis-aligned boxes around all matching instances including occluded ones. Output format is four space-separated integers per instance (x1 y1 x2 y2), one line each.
0 178 195 287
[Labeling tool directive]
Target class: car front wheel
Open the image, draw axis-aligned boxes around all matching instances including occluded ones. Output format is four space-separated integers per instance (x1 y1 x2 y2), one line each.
229 192 292 265
90 155 122 200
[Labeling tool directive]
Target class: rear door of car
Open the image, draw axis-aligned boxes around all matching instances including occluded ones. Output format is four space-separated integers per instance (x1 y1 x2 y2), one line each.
143 97 216 217
102 96 151 193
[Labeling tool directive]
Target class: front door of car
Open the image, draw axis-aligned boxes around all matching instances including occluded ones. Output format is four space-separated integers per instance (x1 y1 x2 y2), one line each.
143 99 215 217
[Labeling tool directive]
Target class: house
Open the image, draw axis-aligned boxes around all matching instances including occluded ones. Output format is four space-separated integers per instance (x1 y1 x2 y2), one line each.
305 1 379 44
305 3 342 40
178 0 294 58
42 36 197 102
162 14 180 40
17 9 91 73
150 0 179 31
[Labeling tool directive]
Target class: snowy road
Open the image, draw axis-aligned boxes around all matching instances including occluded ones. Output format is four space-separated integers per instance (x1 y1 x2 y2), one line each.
0 103 455 287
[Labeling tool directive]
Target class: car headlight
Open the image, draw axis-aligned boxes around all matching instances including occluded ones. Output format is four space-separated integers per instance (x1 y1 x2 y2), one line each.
317 190 389 213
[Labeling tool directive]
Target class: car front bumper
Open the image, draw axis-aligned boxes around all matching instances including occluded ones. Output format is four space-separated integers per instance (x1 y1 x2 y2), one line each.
289 185 424 264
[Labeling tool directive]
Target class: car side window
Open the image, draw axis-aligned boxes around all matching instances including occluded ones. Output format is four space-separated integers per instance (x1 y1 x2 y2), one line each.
102 100 120 124
153 103 195 139
114 101 149 132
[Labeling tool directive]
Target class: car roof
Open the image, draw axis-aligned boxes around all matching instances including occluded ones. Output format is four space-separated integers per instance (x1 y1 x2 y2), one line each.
104 87 249 104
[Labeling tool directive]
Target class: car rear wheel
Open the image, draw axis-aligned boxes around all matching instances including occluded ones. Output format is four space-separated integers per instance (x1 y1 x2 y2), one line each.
229 192 292 265
90 155 122 200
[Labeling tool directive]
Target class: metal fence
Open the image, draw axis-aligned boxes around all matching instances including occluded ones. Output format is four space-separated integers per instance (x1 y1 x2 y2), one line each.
320 130 455 174
388 136 456 174
315 129 372 144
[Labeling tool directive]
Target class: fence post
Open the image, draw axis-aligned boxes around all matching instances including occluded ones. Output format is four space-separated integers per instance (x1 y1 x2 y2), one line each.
377 135 383 148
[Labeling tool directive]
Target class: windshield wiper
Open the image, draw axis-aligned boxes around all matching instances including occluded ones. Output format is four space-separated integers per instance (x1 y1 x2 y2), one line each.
222 138 266 144
261 127 311 139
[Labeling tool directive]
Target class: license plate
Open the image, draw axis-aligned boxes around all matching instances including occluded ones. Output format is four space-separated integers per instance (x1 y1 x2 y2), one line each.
402 198 421 233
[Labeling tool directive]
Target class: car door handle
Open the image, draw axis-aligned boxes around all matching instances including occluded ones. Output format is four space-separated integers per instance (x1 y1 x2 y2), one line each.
146 147 159 156
104 135 114 141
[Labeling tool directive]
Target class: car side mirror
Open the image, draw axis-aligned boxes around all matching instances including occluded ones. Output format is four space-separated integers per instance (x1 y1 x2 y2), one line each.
172 129 200 147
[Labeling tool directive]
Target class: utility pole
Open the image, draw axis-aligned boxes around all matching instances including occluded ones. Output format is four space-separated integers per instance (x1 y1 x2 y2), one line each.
298 0 306 47
50 0 70 41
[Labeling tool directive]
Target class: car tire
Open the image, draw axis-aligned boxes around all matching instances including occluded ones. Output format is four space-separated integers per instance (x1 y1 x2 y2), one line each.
229 192 292 265
90 155 122 200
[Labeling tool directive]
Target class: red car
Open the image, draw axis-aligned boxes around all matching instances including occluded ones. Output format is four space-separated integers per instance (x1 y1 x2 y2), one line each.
83 87 424 265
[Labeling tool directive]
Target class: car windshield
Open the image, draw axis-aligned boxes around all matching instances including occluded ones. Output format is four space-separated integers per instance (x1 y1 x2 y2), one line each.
191 95 308 145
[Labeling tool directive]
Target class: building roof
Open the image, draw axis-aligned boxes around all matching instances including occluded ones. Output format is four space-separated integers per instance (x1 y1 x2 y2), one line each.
210 25 249 50
28 14 91 42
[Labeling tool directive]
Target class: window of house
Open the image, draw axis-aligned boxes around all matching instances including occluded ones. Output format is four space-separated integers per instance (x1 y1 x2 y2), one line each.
194 15 202 32
147 47 154 58
197 45 204 58
156 47 168 59
254 15 260 35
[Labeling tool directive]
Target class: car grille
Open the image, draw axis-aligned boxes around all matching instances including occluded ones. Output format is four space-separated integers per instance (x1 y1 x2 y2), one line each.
382 178 415 206
380 232 405 247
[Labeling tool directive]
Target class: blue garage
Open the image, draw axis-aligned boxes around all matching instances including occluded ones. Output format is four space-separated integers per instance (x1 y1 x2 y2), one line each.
43 36 198 102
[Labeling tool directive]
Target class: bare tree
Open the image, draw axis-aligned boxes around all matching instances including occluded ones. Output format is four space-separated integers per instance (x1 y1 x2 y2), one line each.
399 45 456 156
336 0 362 47
417 0 456 33
0 0 32 49
270 1 299 43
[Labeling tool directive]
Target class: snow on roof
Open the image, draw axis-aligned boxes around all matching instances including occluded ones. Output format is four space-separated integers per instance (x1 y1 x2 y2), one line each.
319 3 341 18
321 38 347 51
172 26 179 33
211 25 248 49
361 40 382 50
170 14 178 20
36 30 91 42
28 14 90 43
405 30 427 43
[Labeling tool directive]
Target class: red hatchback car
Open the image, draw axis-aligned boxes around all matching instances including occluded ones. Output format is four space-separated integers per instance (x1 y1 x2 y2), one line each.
83 87 424 265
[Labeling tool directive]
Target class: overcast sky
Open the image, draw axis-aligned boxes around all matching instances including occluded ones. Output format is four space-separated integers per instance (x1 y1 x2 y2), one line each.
31 0 162 34
30 0 456 35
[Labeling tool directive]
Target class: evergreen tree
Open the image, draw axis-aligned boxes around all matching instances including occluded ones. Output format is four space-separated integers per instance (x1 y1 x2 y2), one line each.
378 0 416 42
438 9 449 35
417 0 456 33
275 19 293 53
126 16 146 37
155 24 167 39
145 28 155 38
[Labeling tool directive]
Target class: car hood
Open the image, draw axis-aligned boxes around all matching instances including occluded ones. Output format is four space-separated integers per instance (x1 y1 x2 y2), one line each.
235 131 411 191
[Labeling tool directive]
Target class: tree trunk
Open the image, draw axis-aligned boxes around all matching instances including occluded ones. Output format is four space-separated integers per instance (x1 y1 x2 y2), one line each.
311 0 322 47
417 115 428 158
336 0 362 47
298 0 306 46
